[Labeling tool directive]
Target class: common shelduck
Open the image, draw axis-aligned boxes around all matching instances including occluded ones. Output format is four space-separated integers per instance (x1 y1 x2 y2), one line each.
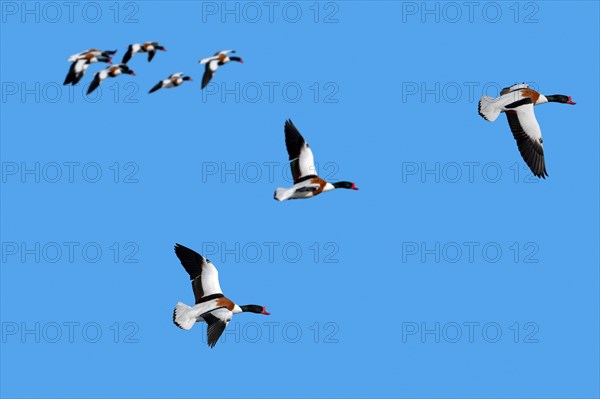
148 73 193 94
198 50 243 89
172 244 270 348
478 83 576 178
67 49 117 62
122 42 166 64
274 120 359 201
87 64 135 95
64 53 112 85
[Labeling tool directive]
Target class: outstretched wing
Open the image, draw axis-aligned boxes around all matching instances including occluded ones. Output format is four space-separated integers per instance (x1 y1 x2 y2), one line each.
284 119 317 183
199 50 235 64
174 244 223 303
68 49 94 62
148 50 156 62
86 72 102 94
201 61 218 89
64 62 78 85
122 45 134 64
148 80 163 94
505 104 547 178
214 49 235 56
201 308 232 348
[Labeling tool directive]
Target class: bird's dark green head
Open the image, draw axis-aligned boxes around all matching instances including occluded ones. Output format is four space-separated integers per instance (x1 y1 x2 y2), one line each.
241 305 270 315
333 181 359 190
546 95 576 105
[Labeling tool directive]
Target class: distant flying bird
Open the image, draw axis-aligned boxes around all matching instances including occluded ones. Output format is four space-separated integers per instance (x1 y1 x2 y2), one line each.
64 53 112 85
87 64 135 95
478 83 576 178
172 244 270 348
274 120 359 201
198 50 243 89
148 73 193 94
67 49 117 62
122 42 166 64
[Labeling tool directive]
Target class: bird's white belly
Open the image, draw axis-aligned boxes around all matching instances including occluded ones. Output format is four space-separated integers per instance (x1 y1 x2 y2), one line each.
290 190 315 199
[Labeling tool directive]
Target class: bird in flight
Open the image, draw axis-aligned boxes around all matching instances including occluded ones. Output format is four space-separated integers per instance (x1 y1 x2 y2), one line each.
274 119 359 201
148 73 193 94
64 53 112 85
172 244 270 348
478 83 575 178
87 64 135 95
122 42 166 64
67 48 117 62
198 50 243 89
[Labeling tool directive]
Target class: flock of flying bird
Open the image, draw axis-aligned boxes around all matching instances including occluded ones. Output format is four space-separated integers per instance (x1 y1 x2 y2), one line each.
63 42 243 95
63 42 575 347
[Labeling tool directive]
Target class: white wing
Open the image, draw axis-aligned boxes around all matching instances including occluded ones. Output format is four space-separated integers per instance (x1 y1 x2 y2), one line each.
73 59 88 73
298 144 316 178
200 260 223 297
199 55 219 64
284 120 317 182
208 59 220 72
505 104 547 178
199 50 235 64
67 49 94 61
513 104 542 142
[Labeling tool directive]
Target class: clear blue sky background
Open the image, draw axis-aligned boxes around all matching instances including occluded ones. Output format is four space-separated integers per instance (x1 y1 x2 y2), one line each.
1 1 598 398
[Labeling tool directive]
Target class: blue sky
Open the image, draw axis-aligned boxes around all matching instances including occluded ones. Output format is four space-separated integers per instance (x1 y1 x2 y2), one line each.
1 1 599 398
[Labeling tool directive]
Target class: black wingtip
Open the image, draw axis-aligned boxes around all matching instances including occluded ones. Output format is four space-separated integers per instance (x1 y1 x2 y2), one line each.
173 308 184 329
477 101 487 121
148 82 162 94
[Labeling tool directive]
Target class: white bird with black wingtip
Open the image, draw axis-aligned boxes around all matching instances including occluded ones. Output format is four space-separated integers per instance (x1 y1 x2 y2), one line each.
64 53 112 86
87 64 135 95
172 244 270 348
274 119 359 201
198 50 243 89
478 83 576 178
148 73 193 94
